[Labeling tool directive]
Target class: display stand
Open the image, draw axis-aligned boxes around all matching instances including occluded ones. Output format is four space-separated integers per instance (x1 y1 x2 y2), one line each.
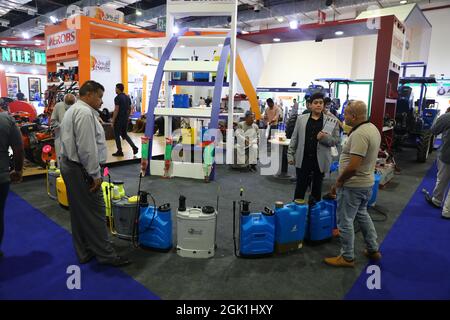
144 1 258 180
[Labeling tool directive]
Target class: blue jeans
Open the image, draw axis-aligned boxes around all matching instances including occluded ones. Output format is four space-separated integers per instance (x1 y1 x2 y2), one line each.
0 182 10 250
337 186 378 260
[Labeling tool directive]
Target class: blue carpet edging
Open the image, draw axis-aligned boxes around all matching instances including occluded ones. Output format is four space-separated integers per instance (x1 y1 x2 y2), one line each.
0 192 160 300
345 161 450 300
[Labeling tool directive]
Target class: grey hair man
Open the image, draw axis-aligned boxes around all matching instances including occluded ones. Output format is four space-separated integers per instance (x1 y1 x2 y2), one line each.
51 93 76 165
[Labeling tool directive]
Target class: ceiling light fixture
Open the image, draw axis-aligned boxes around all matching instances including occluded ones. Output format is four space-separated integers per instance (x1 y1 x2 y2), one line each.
22 32 30 39
218 43 223 47
335 31 344 36
400 0 407 4
180 45 185 48
277 17 284 22
241 30 249 34
1 39 8 44
173 25 179 34
273 38 281 42
50 16 58 23
289 20 298 30
107 40 113 43
136 10 142 16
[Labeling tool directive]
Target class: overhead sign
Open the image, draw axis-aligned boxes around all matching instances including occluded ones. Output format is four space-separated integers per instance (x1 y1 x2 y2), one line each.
47 30 76 50
1 47 46 65
157 17 166 32
84 6 124 24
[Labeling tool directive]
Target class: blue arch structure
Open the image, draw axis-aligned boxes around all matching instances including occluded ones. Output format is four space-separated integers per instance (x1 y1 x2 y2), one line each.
144 31 231 180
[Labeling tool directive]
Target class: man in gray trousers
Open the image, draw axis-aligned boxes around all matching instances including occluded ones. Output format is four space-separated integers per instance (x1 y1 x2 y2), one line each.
426 107 450 219
59 80 130 266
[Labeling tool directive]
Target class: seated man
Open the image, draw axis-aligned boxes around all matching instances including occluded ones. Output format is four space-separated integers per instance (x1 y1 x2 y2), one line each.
234 111 259 171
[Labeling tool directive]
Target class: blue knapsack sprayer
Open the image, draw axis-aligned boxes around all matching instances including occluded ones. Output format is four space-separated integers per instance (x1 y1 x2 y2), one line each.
132 173 173 251
274 199 308 254
304 196 337 243
233 187 275 257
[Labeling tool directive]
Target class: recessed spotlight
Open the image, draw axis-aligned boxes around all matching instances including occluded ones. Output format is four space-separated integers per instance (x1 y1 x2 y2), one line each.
241 30 249 34
335 31 344 36
136 10 142 16
289 20 298 30
22 32 30 39
400 0 407 4
273 38 281 42
277 17 284 22
107 40 113 43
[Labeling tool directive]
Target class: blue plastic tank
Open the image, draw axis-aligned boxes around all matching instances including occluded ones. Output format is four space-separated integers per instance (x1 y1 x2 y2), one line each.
240 208 275 256
173 94 189 108
275 200 308 245
368 173 381 207
305 200 333 241
138 203 173 251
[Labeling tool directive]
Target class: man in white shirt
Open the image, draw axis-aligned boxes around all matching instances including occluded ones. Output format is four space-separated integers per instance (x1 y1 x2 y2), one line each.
235 111 259 171
50 93 76 165
60 80 130 267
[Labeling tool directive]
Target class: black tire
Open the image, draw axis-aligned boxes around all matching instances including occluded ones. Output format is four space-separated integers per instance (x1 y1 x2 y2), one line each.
417 131 431 163
32 146 46 168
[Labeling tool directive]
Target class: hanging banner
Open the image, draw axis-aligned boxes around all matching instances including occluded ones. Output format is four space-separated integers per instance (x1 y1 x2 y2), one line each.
90 55 111 72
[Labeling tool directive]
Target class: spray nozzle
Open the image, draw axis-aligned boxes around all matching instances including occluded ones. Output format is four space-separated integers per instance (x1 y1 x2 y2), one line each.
263 207 275 216
239 187 244 197
241 200 250 215
139 191 149 207
179 195 186 212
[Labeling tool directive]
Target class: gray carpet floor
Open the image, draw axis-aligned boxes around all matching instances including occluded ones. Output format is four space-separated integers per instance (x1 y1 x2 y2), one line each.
10 147 436 299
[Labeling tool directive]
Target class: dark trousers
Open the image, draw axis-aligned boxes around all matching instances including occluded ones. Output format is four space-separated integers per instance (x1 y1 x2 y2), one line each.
0 182 10 249
114 121 137 152
294 157 324 201
60 158 118 263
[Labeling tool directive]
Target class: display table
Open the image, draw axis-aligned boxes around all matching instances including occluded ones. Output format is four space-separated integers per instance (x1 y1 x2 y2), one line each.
269 138 292 179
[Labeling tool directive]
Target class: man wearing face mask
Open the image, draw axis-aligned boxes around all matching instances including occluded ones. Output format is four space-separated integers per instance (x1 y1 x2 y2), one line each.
59 80 130 267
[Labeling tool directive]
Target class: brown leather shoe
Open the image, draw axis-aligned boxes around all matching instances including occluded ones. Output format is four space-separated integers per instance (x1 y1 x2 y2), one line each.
324 255 355 268
364 249 382 261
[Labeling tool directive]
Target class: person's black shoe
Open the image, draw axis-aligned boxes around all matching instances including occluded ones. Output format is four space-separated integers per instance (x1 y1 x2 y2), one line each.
79 254 95 264
102 256 131 267
112 151 124 157
132 147 139 155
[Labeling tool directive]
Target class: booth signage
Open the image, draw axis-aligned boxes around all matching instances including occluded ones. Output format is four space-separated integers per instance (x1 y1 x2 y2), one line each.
47 30 76 50
1 47 46 65
84 6 124 24
168 0 236 3
90 55 111 72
